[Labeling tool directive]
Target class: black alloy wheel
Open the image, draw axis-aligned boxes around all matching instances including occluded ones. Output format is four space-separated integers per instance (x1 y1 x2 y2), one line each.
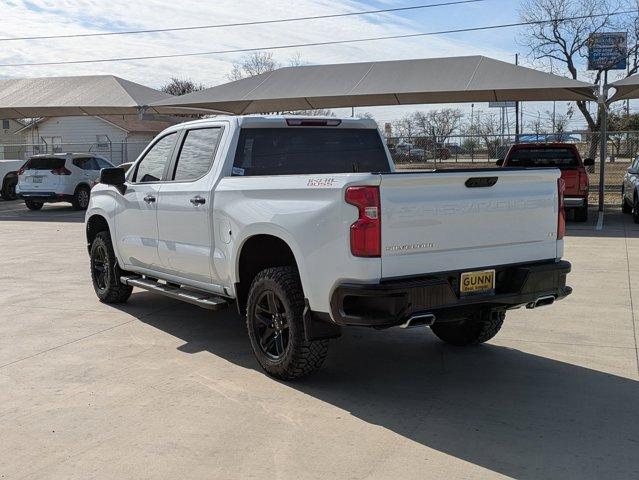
252 290 290 360
91 243 109 292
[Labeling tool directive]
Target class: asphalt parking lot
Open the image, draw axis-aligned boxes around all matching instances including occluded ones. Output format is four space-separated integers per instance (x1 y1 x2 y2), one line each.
1 200 638 480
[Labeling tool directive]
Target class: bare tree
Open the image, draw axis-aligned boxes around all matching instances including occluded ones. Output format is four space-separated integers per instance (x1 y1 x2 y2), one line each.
226 52 332 116
545 104 575 138
519 0 639 154
160 77 206 96
412 109 464 144
227 52 280 81
529 113 547 137
392 114 418 139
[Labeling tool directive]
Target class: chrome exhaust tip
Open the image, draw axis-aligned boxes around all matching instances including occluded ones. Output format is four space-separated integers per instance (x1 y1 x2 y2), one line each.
526 295 556 309
400 313 436 329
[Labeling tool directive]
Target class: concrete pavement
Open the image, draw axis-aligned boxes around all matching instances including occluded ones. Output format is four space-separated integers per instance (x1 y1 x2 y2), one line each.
0 200 638 480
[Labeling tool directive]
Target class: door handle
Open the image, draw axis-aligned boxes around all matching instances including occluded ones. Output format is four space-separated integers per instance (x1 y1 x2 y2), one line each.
143 195 156 204
190 196 206 206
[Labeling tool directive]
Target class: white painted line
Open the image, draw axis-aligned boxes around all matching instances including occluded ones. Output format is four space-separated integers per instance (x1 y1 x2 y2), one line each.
596 211 604 231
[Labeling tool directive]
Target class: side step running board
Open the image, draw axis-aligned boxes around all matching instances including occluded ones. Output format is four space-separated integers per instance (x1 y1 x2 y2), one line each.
121 275 229 310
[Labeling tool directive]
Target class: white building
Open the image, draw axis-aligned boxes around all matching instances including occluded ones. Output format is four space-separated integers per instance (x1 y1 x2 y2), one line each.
0 118 27 159
17 115 176 165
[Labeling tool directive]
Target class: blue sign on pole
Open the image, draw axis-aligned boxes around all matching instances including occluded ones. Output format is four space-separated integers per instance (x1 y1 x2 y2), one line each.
588 32 628 70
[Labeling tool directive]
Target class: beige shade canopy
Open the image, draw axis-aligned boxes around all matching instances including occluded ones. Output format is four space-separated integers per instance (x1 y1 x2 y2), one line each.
152 56 597 114
609 75 639 102
0 75 211 118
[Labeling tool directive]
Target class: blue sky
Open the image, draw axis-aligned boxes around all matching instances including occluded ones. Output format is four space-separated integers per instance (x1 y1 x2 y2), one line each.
0 0 623 130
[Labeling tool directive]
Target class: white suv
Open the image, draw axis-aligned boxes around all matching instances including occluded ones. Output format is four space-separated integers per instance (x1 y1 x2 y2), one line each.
17 153 114 210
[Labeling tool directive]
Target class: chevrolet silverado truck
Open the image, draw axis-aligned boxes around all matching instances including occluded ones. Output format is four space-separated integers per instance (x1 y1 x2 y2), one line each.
498 143 594 222
85 116 572 380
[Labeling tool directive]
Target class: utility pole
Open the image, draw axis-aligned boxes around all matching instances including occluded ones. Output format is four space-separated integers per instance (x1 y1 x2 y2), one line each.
515 53 520 140
471 103 474 129
550 58 556 133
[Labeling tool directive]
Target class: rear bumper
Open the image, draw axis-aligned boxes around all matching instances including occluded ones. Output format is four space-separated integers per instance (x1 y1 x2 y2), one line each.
564 196 587 208
18 191 70 202
330 260 572 327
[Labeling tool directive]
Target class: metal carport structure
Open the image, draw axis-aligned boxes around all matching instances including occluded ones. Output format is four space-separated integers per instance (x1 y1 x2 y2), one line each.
0 75 209 118
151 56 596 113
610 74 639 102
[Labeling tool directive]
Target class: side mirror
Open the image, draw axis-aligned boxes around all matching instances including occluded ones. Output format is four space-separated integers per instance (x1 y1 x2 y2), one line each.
628 167 638 175
100 167 126 192
495 159 504 167
583 158 595 167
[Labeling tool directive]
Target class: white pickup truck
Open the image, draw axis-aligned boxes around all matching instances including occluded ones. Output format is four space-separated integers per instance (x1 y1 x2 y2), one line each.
85 116 572 379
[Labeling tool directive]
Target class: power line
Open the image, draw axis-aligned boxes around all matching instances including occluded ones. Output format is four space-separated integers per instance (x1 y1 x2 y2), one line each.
0 0 486 42
1 10 635 68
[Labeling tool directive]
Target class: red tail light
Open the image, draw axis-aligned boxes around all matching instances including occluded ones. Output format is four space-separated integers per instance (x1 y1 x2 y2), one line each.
345 186 381 257
557 178 566 240
17 166 25 175
51 166 72 175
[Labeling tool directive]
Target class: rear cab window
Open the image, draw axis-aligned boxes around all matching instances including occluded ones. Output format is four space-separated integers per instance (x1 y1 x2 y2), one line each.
506 147 580 169
232 128 390 176
24 157 65 170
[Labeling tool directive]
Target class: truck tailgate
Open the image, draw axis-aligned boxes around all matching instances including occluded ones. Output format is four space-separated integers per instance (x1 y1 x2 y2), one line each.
379 169 560 278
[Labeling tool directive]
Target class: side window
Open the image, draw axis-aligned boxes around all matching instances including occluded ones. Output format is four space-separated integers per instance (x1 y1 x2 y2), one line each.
85 158 100 170
95 157 112 169
172 128 222 181
72 157 92 170
133 133 176 183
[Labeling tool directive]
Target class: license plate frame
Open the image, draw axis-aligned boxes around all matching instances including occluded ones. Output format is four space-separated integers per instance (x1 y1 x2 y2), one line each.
460 269 496 296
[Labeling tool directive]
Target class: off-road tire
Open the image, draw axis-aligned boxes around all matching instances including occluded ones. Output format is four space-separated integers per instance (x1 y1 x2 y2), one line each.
246 266 328 380
25 199 43 210
1 175 18 200
430 311 505 346
90 231 133 303
574 205 588 222
72 184 91 210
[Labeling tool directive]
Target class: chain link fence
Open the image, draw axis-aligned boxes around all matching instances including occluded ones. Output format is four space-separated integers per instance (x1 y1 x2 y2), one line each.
389 131 639 206
2 133 639 206
0 141 151 166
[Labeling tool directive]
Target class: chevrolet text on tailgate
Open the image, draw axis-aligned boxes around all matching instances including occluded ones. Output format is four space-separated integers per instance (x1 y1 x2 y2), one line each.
85 116 572 380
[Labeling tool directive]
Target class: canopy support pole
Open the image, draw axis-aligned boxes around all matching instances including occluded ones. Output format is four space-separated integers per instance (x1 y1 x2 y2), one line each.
598 70 609 214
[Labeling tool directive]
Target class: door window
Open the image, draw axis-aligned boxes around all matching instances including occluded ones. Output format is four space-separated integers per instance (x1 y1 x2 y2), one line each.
133 133 176 183
172 128 222 181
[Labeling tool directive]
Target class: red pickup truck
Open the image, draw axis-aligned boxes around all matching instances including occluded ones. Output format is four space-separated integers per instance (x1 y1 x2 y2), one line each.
498 143 594 222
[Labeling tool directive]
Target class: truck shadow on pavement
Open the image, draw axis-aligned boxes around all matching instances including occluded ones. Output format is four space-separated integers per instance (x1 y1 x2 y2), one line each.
0 200 84 223
118 294 639 480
